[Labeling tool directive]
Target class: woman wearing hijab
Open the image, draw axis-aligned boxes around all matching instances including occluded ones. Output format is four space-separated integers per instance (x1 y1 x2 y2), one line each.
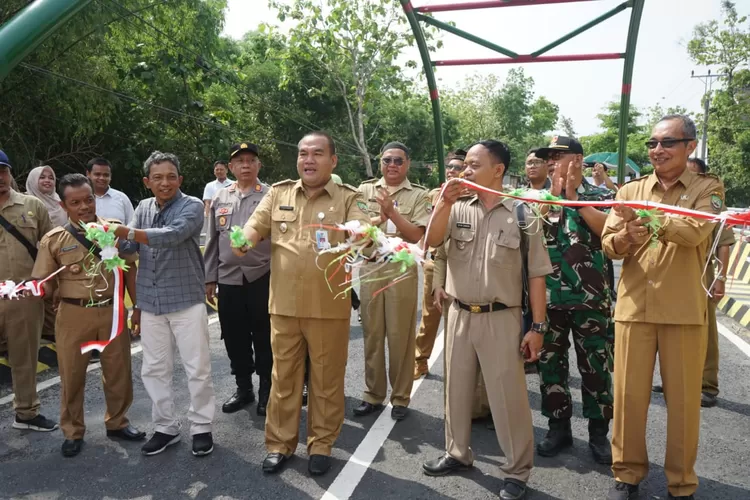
26 166 67 227
25 166 66 342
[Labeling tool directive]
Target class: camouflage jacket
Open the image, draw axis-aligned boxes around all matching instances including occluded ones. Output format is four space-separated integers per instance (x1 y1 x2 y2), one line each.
544 178 615 311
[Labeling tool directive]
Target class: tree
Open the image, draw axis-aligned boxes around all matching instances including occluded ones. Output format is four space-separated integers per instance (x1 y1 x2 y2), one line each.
688 0 750 205
270 0 439 178
578 101 649 170
558 115 577 137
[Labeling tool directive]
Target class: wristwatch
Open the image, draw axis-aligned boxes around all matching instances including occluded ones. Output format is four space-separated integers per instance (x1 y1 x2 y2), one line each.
127 228 136 241
531 321 549 334
716 275 727 282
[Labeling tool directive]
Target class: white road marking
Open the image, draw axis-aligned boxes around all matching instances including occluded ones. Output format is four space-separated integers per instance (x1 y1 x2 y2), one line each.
0 316 219 407
322 329 445 500
717 321 750 358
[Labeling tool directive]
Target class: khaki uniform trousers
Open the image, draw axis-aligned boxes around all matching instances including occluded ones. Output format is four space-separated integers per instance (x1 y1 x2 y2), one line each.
0 298 43 420
56 302 133 439
612 321 706 497
702 298 720 396
265 314 349 456
445 302 534 482
360 264 418 407
415 260 441 368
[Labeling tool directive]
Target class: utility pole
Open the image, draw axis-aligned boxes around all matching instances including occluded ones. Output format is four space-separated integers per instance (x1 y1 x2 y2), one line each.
691 69 727 161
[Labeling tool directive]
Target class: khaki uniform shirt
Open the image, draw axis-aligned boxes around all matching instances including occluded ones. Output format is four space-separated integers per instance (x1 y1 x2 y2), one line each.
0 190 53 281
204 181 271 285
245 177 369 320
601 170 724 325
358 177 431 238
33 218 138 300
444 196 553 306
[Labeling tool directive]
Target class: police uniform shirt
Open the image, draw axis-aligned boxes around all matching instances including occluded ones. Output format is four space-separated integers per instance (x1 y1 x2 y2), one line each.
0 190 53 281
204 182 271 285
601 170 724 325
445 195 553 306
245 177 370 320
358 177 431 236
33 218 138 300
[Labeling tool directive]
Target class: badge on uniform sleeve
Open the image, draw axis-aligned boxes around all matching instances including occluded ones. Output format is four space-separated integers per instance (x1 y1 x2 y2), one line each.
426 202 432 214
710 193 723 213
357 201 368 211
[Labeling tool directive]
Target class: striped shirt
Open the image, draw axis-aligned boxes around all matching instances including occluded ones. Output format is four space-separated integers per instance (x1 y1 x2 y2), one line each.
130 191 205 315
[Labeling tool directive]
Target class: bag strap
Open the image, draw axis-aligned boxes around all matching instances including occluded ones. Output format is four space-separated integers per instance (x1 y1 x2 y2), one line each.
0 214 38 260
513 201 530 315
64 222 101 259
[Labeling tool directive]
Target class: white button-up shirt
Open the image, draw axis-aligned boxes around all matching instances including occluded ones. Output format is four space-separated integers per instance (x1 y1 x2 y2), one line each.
96 187 135 224
202 178 234 201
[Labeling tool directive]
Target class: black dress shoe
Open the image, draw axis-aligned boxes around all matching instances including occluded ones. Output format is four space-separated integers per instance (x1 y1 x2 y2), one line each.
391 405 409 421
668 494 694 500
588 419 612 465
263 452 291 473
107 424 146 441
701 392 717 408
423 454 471 476
61 438 84 457
353 401 383 416
500 479 527 500
308 454 331 476
607 481 639 500
652 385 663 393
222 390 255 413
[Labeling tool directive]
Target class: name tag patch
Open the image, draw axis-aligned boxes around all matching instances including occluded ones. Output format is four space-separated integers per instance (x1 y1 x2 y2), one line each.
279 205 294 211
456 222 472 229
61 245 78 253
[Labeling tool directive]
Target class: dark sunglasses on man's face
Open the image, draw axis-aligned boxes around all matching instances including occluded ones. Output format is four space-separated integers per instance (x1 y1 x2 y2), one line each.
645 138 694 150
382 157 404 166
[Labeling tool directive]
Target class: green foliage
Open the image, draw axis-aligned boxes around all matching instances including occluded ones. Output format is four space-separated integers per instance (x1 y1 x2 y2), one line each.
579 101 650 170
688 1 750 206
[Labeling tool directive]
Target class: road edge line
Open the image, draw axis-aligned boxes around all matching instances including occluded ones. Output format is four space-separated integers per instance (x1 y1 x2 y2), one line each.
717 321 750 358
321 328 445 500
0 316 219 407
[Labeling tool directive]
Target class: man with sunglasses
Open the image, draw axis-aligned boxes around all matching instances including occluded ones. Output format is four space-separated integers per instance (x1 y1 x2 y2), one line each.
354 141 431 421
533 136 615 466
414 149 466 380
602 115 724 500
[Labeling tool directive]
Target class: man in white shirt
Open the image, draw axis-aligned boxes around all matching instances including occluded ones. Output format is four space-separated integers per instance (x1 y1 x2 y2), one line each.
202 161 234 215
86 157 135 223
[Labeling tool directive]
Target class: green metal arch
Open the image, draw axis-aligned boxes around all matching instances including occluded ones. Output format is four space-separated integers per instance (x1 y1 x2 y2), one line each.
400 0 647 185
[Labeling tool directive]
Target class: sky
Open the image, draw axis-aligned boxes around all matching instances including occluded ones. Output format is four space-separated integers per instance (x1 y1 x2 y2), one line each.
223 0 745 137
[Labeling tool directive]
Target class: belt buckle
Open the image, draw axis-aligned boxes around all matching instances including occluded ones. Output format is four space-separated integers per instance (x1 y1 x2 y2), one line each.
470 304 481 313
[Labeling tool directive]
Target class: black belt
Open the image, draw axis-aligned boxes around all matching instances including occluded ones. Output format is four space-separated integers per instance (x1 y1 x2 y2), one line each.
61 297 112 308
455 299 507 314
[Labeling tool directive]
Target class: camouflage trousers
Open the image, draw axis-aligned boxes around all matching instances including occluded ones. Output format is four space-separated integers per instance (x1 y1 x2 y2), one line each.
538 308 614 421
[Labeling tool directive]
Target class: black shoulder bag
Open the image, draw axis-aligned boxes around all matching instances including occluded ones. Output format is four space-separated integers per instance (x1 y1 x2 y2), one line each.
0 214 38 260
513 202 532 333
64 222 101 259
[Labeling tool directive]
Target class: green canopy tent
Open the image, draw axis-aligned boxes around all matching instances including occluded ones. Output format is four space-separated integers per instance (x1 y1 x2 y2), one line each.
584 152 641 178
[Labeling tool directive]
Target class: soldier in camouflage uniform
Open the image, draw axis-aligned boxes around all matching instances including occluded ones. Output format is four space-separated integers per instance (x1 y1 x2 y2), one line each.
534 137 615 465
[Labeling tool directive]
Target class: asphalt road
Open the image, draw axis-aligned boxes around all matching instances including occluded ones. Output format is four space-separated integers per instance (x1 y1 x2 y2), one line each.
1 263 750 500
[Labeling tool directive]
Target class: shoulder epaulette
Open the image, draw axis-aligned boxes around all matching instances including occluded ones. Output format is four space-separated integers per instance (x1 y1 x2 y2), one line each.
46 226 66 237
360 178 378 184
411 183 427 191
622 176 649 187
272 179 295 187
698 172 721 180
340 183 360 192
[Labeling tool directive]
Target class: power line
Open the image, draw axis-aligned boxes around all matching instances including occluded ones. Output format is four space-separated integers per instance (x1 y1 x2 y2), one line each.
99 0 372 160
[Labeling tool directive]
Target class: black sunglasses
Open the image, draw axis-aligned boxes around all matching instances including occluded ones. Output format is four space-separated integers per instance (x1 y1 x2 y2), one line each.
645 138 694 150
381 157 404 166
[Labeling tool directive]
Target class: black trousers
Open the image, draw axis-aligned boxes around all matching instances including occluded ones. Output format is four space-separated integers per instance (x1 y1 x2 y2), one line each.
218 272 272 390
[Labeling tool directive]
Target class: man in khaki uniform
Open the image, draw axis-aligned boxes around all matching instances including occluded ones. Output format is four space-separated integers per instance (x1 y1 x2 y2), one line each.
652 157 735 409
415 150 465 379
423 140 552 500
601 115 724 500
32 173 144 457
353 141 431 422
0 150 58 432
236 131 369 477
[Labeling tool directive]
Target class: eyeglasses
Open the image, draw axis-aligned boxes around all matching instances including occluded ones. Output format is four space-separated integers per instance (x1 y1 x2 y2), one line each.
645 138 694 150
525 159 546 167
381 157 404 166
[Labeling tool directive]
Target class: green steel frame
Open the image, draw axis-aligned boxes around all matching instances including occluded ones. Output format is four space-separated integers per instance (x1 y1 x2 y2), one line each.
401 0 646 184
0 0 644 184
